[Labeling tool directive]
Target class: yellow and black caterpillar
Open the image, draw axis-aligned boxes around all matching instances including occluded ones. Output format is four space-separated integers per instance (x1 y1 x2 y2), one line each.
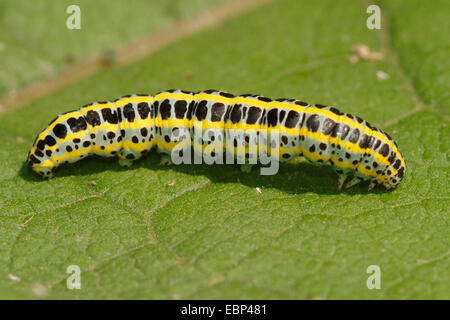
27 89 406 190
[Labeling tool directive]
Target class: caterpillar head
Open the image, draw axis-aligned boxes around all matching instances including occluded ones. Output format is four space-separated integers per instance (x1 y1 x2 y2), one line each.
27 136 56 179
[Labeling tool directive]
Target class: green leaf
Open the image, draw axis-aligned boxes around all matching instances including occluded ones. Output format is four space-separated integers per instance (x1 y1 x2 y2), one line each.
0 0 448 299
0 0 224 98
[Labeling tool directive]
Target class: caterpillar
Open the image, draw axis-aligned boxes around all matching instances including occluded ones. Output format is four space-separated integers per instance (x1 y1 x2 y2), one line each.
27 89 406 190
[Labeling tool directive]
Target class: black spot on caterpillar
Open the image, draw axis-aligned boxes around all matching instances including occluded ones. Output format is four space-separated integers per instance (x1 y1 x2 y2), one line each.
27 89 406 190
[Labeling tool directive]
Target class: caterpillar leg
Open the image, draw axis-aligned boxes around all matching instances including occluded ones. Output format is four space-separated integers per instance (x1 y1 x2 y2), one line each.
118 150 142 167
334 167 353 191
240 163 254 173
160 153 173 166
337 173 349 191
345 177 361 189
368 179 378 191
344 176 368 189
118 157 134 167
31 163 55 179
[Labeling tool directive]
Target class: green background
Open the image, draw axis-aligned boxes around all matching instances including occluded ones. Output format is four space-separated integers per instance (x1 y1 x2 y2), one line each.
0 0 448 299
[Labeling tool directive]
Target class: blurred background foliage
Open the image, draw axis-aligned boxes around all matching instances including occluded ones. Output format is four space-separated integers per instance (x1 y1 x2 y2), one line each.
0 0 224 98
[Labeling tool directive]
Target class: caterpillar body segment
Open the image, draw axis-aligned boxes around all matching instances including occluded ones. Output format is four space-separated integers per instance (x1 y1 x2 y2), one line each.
27 89 406 190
